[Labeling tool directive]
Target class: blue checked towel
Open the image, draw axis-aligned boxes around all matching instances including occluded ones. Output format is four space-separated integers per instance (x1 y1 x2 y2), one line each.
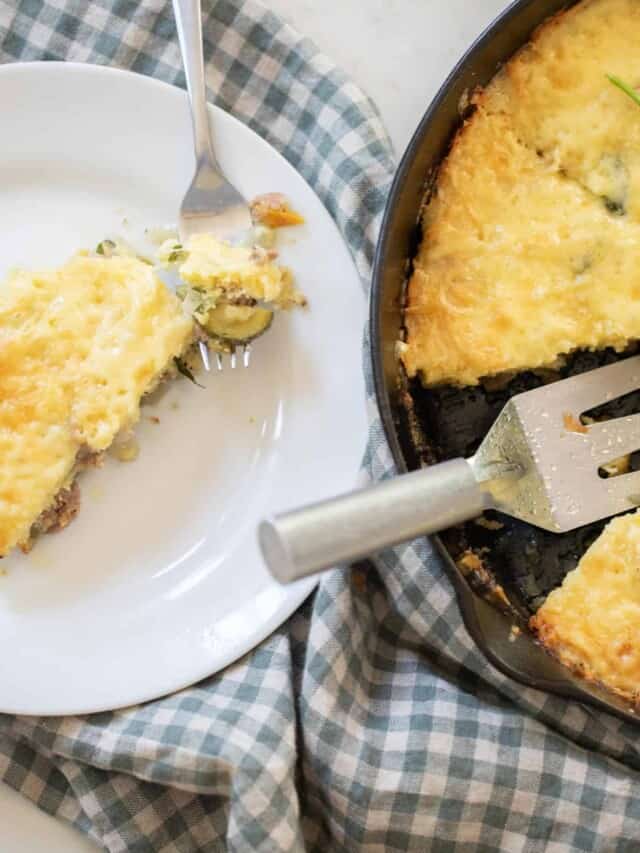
2 1 640 851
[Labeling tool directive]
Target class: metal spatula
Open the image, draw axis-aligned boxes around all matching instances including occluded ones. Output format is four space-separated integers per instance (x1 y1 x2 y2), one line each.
259 355 640 584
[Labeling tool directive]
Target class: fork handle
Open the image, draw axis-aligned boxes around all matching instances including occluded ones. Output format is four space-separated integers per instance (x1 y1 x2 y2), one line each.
259 459 488 584
172 0 219 168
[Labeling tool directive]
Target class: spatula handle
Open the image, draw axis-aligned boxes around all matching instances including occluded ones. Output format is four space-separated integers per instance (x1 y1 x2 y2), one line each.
259 459 487 584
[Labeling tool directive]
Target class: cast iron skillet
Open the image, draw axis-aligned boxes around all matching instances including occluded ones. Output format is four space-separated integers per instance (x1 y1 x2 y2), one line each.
370 0 640 723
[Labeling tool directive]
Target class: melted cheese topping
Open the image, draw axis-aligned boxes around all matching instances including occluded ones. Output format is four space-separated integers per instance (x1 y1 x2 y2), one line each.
531 511 640 700
0 254 193 555
179 234 304 307
404 0 640 387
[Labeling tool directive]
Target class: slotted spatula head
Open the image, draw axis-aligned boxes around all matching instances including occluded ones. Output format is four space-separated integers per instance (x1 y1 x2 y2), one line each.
476 355 640 532
259 355 640 585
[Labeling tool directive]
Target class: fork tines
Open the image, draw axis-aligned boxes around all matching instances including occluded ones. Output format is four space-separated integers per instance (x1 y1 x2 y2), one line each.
210 344 252 372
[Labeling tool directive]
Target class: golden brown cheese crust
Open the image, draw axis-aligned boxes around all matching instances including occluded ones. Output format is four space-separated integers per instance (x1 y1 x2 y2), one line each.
531 511 640 701
0 254 193 556
403 0 640 387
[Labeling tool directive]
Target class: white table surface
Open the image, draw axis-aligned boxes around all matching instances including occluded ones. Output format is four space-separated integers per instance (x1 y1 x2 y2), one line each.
2 1 508 849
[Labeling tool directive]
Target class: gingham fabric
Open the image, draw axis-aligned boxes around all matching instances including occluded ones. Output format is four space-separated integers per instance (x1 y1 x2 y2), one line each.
2 1 640 851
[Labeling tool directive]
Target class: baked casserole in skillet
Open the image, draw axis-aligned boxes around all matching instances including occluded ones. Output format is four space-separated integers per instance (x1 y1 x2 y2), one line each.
401 0 640 702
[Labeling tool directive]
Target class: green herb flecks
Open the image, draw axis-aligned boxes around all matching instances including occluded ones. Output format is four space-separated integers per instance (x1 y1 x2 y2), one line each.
167 243 187 264
96 239 116 256
174 357 204 388
607 74 640 108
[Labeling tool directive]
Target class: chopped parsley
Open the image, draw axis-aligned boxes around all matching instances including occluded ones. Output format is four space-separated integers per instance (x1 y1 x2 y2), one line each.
167 243 187 263
96 239 116 256
607 73 640 108
173 357 204 388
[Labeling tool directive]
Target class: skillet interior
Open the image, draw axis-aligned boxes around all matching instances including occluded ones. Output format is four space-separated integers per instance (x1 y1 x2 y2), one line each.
371 0 640 723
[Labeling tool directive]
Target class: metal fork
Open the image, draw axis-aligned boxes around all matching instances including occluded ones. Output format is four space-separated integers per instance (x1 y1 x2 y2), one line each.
260 355 640 584
172 0 254 371
210 345 252 372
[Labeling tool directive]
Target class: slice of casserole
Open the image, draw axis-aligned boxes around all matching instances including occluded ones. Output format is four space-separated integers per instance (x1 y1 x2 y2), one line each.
531 511 640 702
402 0 640 387
0 253 193 556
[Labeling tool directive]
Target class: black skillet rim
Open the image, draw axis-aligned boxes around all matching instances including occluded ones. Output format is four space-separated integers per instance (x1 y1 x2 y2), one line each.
369 0 640 724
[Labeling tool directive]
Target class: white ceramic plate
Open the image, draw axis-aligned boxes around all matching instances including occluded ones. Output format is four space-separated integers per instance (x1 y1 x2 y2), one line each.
0 62 366 715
